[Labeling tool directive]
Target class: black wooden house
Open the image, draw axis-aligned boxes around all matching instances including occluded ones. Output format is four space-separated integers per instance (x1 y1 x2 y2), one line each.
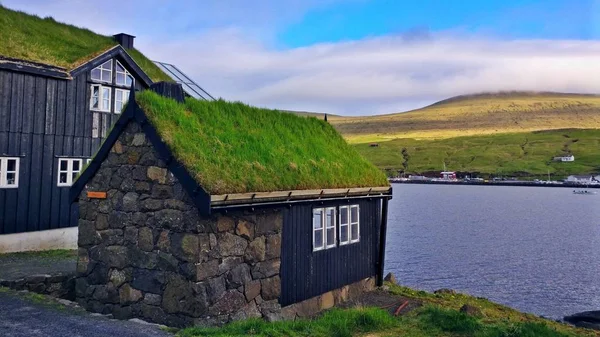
0 7 176 238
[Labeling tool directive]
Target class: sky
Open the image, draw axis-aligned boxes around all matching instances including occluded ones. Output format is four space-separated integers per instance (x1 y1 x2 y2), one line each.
5 0 600 115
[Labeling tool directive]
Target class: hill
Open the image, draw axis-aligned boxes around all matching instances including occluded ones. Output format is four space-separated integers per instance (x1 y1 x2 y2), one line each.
329 92 600 143
324 92 600 177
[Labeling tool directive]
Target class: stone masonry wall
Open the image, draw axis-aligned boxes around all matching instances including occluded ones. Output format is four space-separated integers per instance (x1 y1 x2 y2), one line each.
76 121 283 327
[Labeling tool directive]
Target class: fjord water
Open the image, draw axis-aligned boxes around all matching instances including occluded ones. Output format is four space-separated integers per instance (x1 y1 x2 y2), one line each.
385 184 600 319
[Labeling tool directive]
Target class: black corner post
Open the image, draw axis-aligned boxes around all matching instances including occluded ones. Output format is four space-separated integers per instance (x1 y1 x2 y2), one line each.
376 197 390 287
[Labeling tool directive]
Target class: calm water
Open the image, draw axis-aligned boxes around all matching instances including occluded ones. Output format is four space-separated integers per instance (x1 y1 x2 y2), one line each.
385 184 600 319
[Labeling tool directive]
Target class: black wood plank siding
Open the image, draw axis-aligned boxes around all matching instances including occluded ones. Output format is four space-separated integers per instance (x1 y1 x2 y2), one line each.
280 198 382 306
0 52 149 234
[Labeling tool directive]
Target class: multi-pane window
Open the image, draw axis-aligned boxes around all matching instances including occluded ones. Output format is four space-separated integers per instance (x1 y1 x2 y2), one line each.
313 207 336 251
0 157 19 188
91 60 113 83
115 61 134 87
337 204 361 247
339 206 350 245
90 85 111 112
57 158 82 187
114 89 130 113
349 205 360 243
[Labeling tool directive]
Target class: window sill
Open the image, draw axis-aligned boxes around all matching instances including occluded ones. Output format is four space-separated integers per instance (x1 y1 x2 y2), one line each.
0 186 19 189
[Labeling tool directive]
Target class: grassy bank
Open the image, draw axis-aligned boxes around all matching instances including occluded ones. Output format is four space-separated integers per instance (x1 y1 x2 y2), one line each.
179 283 598 337
353 129 600 178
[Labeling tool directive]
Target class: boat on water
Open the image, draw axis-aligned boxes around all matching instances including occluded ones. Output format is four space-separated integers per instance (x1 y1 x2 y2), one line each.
573 190 597 195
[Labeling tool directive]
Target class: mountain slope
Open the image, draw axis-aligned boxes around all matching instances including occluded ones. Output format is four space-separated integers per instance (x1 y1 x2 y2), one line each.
329 92 600 143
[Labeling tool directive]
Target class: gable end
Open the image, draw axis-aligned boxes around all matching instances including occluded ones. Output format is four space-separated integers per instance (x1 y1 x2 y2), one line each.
70 89 211 215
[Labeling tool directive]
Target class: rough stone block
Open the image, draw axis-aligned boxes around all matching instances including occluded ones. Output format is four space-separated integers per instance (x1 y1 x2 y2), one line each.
320 291 334 310
217 217 234 232
144 293 162 306
138 227 154 252
206 276 226 304
79 219 101 247
235 220 254 240
260 276 280 301
96 214 109 230
244 237 265 263
157 230 170 252
226 264 251 289
131 269 165 294
244 280 261 302
109 269 129 287
265 235 281 260
171 233 199 262
196 260 219 281
218 257 242 275
251 260 280 279
119 283 143 304
255 212 282 235
218 233 248 257
147 166 167 184
209 290 246 316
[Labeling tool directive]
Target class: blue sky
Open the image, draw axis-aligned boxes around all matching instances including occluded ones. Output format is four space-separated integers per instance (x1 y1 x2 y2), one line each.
279 0 599 47
5 0 600 115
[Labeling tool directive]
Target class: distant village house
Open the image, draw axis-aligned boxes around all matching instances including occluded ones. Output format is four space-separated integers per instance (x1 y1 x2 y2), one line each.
553 155 574 162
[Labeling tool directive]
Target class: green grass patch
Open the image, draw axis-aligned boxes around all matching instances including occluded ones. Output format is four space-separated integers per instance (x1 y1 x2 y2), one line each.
0 5 171 82
136 91 389 194
0 249 76 259
179 307 397 337
354 129 600 178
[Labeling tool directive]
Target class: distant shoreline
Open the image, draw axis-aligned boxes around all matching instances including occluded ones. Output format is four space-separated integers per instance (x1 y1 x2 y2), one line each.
390 180 600 189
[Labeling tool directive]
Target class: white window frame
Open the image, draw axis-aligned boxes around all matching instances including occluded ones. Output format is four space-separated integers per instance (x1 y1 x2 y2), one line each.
0 157 19 188
313 207 337 251
324 207 336 249
115 61 134 87
313 208 325 251
339 206 349 245
90 84 112 112
91 59 113 83
114 88 129 114
349 205 360 243
57 158 83 187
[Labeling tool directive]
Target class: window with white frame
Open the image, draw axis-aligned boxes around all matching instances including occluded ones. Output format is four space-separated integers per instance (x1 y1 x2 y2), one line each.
57 158 82 186
90 85 111 112
339 205 360 245
0 157 19 188
313 207 336 251
115 61 134 87
114 89 129 113
349 205 360 243
91 60 113 83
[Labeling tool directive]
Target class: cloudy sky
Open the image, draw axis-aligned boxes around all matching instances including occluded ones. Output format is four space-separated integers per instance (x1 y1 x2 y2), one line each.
5 0 600 115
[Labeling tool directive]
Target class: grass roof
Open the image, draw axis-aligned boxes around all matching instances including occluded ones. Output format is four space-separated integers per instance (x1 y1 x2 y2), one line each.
135 91 389 195
0 5 172 83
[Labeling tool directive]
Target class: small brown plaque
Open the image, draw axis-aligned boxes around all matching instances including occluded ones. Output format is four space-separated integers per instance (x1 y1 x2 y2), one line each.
87 191 107 199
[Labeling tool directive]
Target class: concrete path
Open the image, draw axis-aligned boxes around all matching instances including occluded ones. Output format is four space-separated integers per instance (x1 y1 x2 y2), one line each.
0 289 173 337
0 251 76 281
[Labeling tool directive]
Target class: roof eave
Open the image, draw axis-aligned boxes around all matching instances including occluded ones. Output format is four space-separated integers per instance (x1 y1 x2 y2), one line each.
210 186 393 209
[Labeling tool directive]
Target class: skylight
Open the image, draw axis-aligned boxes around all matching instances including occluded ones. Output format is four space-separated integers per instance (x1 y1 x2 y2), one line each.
153 61 215 101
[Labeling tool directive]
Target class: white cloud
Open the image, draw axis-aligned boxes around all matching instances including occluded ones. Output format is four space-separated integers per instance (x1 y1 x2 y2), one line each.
5 0 600 115
145 32 600 115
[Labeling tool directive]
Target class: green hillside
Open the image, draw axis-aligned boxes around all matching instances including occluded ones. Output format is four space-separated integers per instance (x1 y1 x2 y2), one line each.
355 129 600 178
325 92 600 177
329 92 600 143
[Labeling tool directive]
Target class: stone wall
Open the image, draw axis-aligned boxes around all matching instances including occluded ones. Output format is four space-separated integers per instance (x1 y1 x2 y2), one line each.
0 273 75 299
76 121 283 327
76 121 376 327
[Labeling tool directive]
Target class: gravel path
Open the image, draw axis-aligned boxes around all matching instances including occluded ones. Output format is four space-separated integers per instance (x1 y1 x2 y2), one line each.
0 290 173 337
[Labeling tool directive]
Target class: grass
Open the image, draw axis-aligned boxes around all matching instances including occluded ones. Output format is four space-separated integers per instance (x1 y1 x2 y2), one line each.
353 129 600 178
0 249 76 259
135 91 389 194
328 92 600 143
179 283 598 337
0 5 172 82
179 308 397 337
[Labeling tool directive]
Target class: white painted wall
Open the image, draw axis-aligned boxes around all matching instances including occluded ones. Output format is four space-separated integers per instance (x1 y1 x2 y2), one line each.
0 227 77 253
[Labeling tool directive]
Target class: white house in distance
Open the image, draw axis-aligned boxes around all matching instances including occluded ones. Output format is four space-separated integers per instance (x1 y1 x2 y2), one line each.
565 175 595 184
553 155 575 162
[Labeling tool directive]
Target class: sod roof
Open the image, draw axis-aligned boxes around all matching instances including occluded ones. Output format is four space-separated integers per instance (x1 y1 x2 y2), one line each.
0 5 172 82
135 91 389 195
